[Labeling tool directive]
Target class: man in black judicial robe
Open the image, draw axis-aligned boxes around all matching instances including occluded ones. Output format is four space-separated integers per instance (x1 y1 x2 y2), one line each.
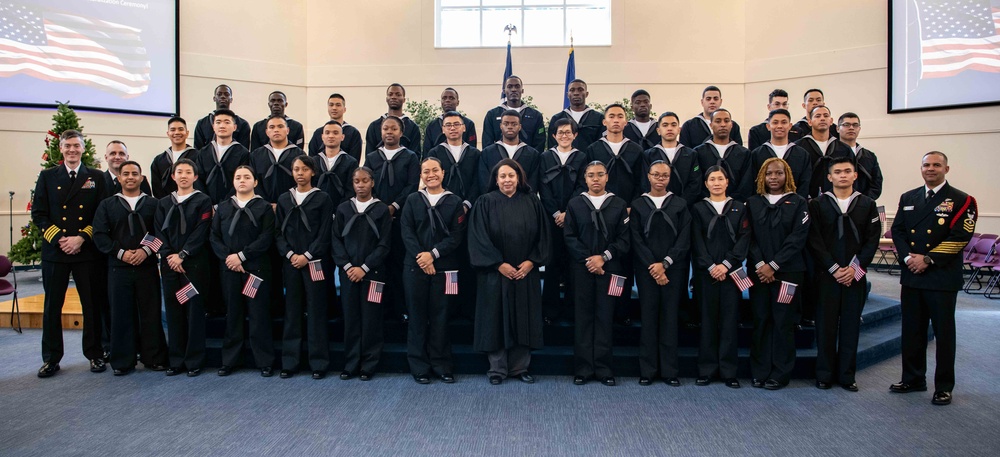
250 91 305 151
365 83 422 154
789 88 838 143
308 93 363 161
693 109 754 202
890 151 976 406
249 115 304 204
479 110 542 193
151 117 198 199
641 112 702 205
548 79 604 150
749 109 812 200
423 88 477 152
193 84 251 150
748 89 789 151
837 112 883 200
194 109 251 206
482 76 547 152
680 86 743 147
795 106 852 199
624 90 660 150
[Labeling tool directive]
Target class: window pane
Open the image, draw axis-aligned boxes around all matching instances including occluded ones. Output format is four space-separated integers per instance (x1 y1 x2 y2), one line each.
483 0 521 6
441 0 480 6
481 8 521 47
440 9 481 47
523 7 564 46
566 0 606 5
566 6 610 45
524 0 564 5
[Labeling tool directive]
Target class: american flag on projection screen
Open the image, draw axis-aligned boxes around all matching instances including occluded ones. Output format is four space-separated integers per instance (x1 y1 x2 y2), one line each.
0 2 150 97
918 0 1000 78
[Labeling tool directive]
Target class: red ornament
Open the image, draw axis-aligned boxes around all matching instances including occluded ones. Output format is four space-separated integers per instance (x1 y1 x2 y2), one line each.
48 130 57 137
42 153 48 161
26 202 32 211
45 138 50 147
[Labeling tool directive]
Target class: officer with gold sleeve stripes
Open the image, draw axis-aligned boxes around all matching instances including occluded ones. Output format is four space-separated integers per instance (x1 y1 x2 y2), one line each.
889 151 977 406
32 130 109 378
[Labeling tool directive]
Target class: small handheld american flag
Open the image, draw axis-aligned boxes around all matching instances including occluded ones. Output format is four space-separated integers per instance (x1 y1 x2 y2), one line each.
140 234 162 252
242 274 263 299
608 274 626 297
308 260 325 282
730 268 754 292
777 281 797 304
368 280 385 303
850 256 866 282
877 206 886 224
444 271 459 295
176 281 198 305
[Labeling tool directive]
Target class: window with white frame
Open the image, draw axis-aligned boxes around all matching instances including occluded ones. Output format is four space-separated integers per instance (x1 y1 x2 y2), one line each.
435 0 611 48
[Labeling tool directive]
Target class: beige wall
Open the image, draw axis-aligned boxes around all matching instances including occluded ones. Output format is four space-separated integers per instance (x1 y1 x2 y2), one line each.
2 0 998 260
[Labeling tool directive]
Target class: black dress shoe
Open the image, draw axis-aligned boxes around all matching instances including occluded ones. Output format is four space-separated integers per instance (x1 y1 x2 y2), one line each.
37 363 60 378
359 371 373 381
841 382 859 392
573 376 587 385
147 364 167 372
279 370 294 379
724 378 741 389
489 375 502 385
601 377 616 387
260 367 274 377
763 379 786 390
751 378 765 388
218 366 234 377
439 373 455 384
413 374 431 384
638 377 652 386
186 368 201 377
90 359 107 373
932 391 952 405
312 371 326 380
339 370 355 380
889 382 927 393
665 377 681 387
816 380 833 390
165 367 183 376
113 367 133 376
515 373 535 384
695 376 711 386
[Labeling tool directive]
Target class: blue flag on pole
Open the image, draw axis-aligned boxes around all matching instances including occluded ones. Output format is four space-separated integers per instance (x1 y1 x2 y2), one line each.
563 43 576 109
501 41 513 101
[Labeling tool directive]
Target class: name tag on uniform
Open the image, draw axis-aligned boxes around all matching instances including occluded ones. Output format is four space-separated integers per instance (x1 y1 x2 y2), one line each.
903 206 914 211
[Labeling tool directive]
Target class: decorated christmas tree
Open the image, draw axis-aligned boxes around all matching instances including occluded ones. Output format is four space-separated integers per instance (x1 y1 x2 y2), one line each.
7 102 100 265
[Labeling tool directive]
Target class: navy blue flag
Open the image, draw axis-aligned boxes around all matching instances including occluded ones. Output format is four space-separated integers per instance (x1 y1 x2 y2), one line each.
501 41 513 101
562 44 575 109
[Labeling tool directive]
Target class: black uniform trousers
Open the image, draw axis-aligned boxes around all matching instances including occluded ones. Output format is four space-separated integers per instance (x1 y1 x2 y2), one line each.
814 274 866 384
404 267 454 376
41 260 103 363
900 285 957 392
385 221 407 320
340 271 384 374
108 263 167 370
542 226 573 322
220 268 275 369
636 268 684 379
571 265 616 378
95 257 111 353
695 272 740 379
281 264 330 372
161 261 208 370
267 246 286 318
749 271 804 384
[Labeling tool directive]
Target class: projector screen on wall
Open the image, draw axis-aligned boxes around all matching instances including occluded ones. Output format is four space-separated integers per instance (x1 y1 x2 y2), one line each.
0 0 178 116
889 0 1000 113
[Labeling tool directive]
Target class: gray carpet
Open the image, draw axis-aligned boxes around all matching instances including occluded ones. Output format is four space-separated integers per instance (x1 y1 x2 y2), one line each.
2 271 999 456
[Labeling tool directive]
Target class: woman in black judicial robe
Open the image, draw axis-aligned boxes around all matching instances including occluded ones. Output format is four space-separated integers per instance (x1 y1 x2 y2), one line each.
331 167 393 381
400 158 466 384
630 160 691 387
153 159 213 376
564 161 630 386
745 157 810 390
691 166 750 388
210 165 276 377
275 156 334 379
469 158 551 385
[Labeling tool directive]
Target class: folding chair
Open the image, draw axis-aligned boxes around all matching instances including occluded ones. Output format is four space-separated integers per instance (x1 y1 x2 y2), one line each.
985 266 1000 299
874 230 898 273
964 239 999 294
0 255 20 333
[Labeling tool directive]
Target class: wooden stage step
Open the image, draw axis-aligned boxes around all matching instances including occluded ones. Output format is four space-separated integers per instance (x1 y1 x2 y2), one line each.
1 289 85 329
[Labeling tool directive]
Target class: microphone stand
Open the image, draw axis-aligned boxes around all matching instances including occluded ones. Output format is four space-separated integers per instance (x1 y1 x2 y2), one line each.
8 191 20 333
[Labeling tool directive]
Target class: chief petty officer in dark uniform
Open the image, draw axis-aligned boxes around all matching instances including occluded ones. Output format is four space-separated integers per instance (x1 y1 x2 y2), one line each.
34 130 108 377
890 151 977 406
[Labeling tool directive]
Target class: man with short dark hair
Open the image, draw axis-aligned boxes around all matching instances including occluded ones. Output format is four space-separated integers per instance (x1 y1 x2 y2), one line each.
837 112 883 200
193 84 252 150
642 112 701 206
151 117 198 199
749 109 812 200
250 91 305 151
789 89 837 143
693 109 753 201
195 109 251 205
680 86 744 147
587 104 644 204
365 83 422 154
424 88 477 151
624 89 659 150
547 79 604 150
250 115 304 204
890 151 976 406
34 130 109 377
480 110 542 192
748 89 788 151
796 105 852 199
482 76 546 152
307 93 363 161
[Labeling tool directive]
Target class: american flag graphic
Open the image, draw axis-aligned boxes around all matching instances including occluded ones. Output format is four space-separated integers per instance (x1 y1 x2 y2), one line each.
175 281 198 305
367 280 384 304
308 260 325 282
917 0 1000 78
877 205 886 224
242 273 263 299
444 270 459 295
777 281 797 304
0 2 151 96
139 233 162 252
729 268 754 292
850 255 867 282
608 274 626 297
